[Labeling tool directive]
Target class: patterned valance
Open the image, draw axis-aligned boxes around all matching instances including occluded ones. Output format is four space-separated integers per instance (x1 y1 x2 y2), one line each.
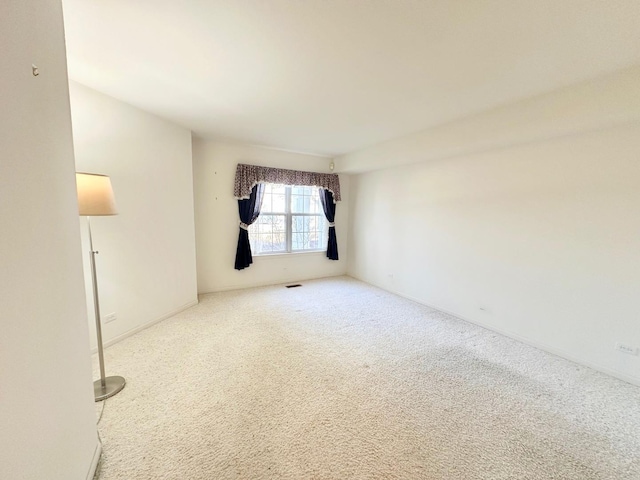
234 163 341 202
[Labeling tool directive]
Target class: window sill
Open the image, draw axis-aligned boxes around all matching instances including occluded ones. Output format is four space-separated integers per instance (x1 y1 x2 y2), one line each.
253 250 327 259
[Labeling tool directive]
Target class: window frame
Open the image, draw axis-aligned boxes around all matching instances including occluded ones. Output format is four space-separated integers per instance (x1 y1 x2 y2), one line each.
249 184 327 256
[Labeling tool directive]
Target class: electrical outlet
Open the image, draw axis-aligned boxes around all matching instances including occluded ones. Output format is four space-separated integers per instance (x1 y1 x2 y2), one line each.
103 313 117 324
615 343 638 356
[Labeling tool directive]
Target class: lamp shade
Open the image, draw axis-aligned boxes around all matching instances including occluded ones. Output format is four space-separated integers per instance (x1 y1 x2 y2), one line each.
76 172 118 216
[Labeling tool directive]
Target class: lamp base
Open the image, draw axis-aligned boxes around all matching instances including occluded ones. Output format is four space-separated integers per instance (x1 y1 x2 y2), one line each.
94 375 126 402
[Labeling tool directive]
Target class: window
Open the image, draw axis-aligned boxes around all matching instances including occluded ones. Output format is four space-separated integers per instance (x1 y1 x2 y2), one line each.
249 184 327 255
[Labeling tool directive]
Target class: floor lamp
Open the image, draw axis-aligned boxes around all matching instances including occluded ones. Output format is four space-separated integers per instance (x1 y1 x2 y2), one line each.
76 172 126 402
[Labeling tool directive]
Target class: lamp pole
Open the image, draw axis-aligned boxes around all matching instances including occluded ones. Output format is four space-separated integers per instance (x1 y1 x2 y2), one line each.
88 216 126 401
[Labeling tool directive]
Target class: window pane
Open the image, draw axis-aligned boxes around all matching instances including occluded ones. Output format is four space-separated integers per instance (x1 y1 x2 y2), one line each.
272 193 286 213
272 231 286 251
258 234 272 253
292 232 303 250
291 214 326 251
261 192 271 212
291 194 305 213
249 214 286 253
271 184 286 195
309 234 318 249
292 216 303 233
260 184 287 213
264 184 274 211
291 185 321 214
310 191 322 214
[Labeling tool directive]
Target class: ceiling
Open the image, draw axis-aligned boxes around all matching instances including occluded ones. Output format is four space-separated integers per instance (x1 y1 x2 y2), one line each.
63 0 640 157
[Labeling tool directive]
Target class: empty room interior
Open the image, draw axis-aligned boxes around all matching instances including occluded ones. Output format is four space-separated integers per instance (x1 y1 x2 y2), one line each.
3 1 640 479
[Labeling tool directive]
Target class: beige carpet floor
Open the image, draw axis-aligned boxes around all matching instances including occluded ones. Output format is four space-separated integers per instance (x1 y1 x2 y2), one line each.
93 276 640 479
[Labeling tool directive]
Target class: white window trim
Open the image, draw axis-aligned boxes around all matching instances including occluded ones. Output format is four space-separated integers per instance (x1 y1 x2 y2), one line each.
250 185 327 256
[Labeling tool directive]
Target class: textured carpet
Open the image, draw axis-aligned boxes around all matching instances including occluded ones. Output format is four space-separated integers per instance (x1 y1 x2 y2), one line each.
93 276 640 479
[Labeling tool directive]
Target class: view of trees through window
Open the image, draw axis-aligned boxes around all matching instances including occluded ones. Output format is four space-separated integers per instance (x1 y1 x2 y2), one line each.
249 184 327 255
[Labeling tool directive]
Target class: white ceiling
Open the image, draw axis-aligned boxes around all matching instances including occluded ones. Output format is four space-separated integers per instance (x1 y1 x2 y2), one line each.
63 0 640 157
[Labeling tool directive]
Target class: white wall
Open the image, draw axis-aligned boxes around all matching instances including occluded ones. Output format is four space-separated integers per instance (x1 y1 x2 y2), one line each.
193 140 349 293
0 1 99 479
339 65 640 173
69 82 198 350
343 70 640 385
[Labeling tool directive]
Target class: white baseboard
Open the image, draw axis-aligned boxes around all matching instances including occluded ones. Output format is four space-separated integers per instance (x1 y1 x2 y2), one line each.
349 274 640 387
198 272 347 294
86 439 102 480
92 299 199 353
